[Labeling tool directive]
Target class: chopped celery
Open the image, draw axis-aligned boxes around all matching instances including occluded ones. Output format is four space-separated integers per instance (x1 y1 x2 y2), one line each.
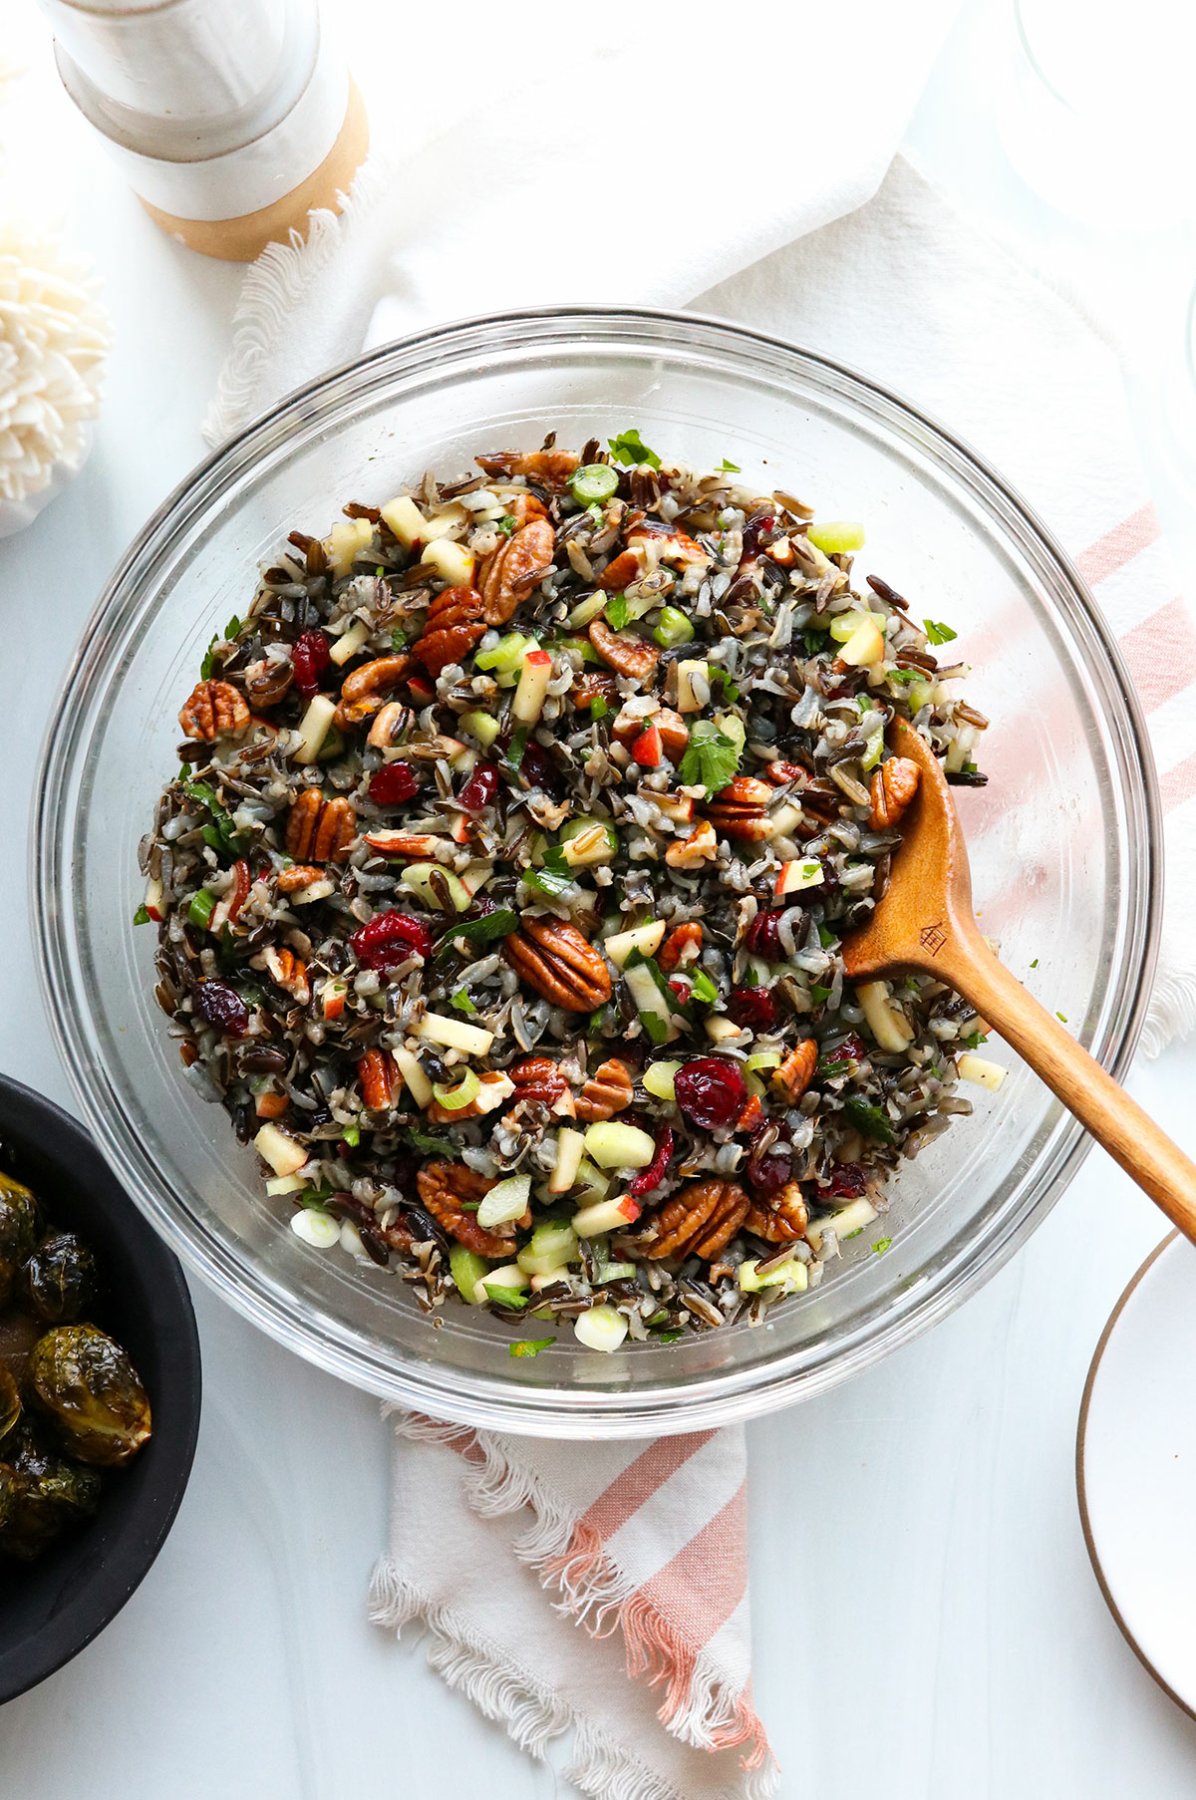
570 464 619 505
654 605 695 649
449 1246 490 1305
807 521 865 556
475 632 533 674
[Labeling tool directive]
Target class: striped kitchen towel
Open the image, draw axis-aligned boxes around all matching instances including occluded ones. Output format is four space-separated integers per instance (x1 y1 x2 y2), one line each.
369 1414 770 1800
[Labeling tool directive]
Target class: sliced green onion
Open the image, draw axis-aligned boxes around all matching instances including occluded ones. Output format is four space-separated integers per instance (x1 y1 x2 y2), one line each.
432 1069 481 1113
689 969 718 1006
477 1173 532 1230
570 463 619 505
476 631 533 673
481 1285 528 1310
188 887 217 929
653 605 695 649
590 696 609 721
567 592 608 629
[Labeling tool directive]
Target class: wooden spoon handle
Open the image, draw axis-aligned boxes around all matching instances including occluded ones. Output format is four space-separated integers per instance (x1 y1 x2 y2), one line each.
941 929 1196 1241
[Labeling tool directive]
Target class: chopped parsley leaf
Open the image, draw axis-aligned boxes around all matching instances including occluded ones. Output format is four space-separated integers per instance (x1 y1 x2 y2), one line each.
689 969 718 1006
132 903 151 926
497 514 518 537
510 1338 554 1358
678 720 742 796
1029 958 1039 969
715 457 741 473
608 428 661 470
590 696 609 721
604 593 630 630
872 1237 893 1255
1056 1011 1069 1024
450 988 477 1015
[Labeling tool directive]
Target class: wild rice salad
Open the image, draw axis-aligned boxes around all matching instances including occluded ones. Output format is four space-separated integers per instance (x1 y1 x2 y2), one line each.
139 432 998 1355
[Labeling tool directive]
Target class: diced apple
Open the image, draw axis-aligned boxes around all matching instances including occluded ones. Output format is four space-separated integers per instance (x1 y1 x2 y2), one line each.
420 504 469 542
265 1173 308 1197
573 1194 643 1236
623 962 675 1033
254 1123 307 1177
393 1048 433 1107
477 1262 530 1303
329 619 370 666
459 861 495 898
321 978 348 1021
325 518 374 577
416 1012 495 1056
704 1015 743 1044
763 802 804 841
675 659 711 713
421 539 475 586
641 1061 680 1101
603 920 665 968
738 1256 809 1294
561 823 616 868
856 979 914 1053
512 647 553 724
143 876 164 922
583 1121 656 1169
775 858 824 898
632 724 662 767
380 494 427 548
958 1053 1007 1092
549 1127 586 1194
838 616 886 667
806 1197 878 1249
292 693 337 765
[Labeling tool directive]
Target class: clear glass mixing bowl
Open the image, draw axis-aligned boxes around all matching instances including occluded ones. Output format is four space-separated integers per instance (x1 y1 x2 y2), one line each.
34 308 1161 1436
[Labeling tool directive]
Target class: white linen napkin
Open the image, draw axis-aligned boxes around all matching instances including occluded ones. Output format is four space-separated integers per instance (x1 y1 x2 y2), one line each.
203 12 1196 1794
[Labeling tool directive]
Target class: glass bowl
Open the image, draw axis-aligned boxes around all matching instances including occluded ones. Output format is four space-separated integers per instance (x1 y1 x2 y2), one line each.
34 308 1161 1437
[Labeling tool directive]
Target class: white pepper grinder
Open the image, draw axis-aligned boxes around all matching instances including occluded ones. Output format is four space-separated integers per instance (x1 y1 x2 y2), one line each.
37 0 369 261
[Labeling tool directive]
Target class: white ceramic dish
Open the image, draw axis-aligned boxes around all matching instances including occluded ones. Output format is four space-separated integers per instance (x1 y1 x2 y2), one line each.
1078 1230 1196 1717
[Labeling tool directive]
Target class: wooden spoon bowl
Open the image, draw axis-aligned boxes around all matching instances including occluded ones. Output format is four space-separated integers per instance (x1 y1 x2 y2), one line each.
843 720 1196 1239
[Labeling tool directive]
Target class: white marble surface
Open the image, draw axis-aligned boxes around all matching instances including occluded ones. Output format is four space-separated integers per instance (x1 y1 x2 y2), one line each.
5 2 1196 1793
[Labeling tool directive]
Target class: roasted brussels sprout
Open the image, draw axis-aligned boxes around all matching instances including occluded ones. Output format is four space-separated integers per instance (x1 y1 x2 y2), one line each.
0 1424 102 1561
29 1325 152 1468
0 1172 40 1310
22 1232 100 1324
0 1308 39 1384
0 1364 20 1444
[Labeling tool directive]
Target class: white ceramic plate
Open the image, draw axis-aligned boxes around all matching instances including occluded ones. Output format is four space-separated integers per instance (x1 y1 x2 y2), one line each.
1078 1231 1196 1717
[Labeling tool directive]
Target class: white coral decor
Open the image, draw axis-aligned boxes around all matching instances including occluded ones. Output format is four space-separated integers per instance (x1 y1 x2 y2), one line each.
0 227 111 537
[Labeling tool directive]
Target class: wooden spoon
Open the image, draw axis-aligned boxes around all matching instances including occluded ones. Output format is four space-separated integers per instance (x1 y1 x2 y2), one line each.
843 718 1196 1239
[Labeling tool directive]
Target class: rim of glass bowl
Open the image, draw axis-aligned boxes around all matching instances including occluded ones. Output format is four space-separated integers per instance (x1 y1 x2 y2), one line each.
33 306 1162 1436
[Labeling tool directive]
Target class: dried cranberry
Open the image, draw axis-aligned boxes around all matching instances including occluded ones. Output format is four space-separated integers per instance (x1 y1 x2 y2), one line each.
462 893 497 919
824 1163 868 1199
727 986 777 1031
745 909 788 959
368 762 420 806
747 1152 792 1198
291 630 331 698
518 740 557 792
673 1057 747 1132
458 762 500 811
349 910 434 970
628 1126 674 1197
668 977 691 1004
827 1032 867 1068
193 979 249 1037
742 511 776 558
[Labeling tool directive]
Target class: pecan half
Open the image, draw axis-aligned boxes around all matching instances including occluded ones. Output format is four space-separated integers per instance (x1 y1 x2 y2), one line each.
260 946 310 1004
508 1055 574 1114
744 1182 809 1244
333 655 412 729
425 1070 515 1125
658 922 702 973
705 777 774 842
573 671 618 712
644 1178 750 1261
413 585 486 676
477 516 555 625
503 917 613 1013
596 548 642 591
179 679 250 741
870 756 921 830
361 831 449 859
575 1057 634 1123
286 790 357 862
771 1039 818 1104
476 448 578 489
587 617 660 681
416 1160 525 1257
357 1048 397 1111
275 863 325 894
